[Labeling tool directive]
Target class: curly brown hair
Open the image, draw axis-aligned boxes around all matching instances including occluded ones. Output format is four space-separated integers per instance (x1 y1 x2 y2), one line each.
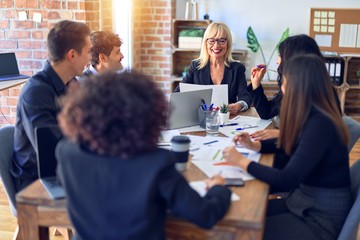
90 31 122 66
58 70 168 158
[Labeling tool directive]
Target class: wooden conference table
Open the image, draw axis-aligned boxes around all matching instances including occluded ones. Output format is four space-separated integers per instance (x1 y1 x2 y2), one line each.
16 108 274 240
0 78 27 91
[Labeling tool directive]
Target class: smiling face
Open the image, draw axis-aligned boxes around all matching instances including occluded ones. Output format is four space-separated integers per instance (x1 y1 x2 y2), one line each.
103 46 124 71
206 31 228 61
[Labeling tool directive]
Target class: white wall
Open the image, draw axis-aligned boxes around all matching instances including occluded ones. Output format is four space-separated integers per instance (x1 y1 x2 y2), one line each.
176 0 360 79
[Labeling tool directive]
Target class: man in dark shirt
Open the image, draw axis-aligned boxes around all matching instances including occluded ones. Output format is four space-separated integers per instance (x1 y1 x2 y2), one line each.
83 30 124 76
11 20 91 192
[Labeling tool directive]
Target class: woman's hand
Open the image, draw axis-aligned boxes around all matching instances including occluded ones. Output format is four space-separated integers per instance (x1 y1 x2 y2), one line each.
206 175 226 190
251 65 266 90
228 103 241 115
222 146 251 170
233 133 261 151
250 129 280 140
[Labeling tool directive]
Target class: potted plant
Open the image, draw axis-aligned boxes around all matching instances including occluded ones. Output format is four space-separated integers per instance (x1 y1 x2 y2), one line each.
182 66 189 78
219 103 229 124
356 69 360 85
178 29 204 49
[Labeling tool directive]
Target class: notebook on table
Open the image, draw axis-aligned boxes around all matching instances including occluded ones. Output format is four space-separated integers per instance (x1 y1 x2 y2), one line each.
167 89 212 129
0 53 29 81
35 126 65 199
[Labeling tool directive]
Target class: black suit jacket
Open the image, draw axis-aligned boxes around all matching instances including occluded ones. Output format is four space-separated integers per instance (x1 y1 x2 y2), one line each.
247 83 342 120
175 60 251 106
57 140 231 240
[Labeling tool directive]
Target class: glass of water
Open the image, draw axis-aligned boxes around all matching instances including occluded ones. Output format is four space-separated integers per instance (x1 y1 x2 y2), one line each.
206 111 220 136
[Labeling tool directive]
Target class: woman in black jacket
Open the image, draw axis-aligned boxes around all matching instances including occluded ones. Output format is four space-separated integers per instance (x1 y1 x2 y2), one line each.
248 34 341 140
224 54 351 240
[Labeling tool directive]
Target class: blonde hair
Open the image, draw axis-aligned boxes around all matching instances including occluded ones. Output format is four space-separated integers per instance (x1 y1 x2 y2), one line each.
197 22 234 69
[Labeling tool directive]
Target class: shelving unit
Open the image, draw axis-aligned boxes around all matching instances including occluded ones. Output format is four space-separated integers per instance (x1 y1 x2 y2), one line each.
171 19 247 91
324 55 360 121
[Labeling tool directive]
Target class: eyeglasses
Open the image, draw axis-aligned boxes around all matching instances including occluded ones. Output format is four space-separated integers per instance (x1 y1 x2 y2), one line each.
206 38 227 46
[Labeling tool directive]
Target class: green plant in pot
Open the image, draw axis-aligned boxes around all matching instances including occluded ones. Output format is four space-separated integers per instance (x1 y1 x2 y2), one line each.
182 66 189 78
219 103 229 114
219 103 229 124
357 69 360 85
179 29 204 37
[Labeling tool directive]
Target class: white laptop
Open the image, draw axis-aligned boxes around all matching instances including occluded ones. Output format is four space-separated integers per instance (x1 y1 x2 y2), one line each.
180 83 228 108
35 126 65 199
167 89 212 129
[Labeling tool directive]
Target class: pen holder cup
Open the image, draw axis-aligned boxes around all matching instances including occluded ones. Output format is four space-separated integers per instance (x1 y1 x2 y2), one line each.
198 108 219 129
198 108 210 129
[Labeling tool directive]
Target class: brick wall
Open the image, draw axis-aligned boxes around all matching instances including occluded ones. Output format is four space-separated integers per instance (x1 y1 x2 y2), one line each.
0 0 112 127
132 0 175 94
0 0 175 127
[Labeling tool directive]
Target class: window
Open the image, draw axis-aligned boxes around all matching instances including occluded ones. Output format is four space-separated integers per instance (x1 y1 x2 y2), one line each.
113 0 132 69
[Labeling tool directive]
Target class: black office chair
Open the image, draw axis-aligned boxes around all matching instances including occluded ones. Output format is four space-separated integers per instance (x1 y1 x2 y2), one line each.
343 116 360 152
0 126 18 239
337 160 360 240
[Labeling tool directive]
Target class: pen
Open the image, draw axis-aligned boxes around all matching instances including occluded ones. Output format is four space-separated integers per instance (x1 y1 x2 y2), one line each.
256 64 277 73
236 125 258 131
203 140 218 145
209 103 214 110
201 99 207 110
220 123 238 127
213 149 220 160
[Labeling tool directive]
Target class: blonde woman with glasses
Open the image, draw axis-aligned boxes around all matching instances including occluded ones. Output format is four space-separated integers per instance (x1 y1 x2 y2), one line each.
175 22 251 115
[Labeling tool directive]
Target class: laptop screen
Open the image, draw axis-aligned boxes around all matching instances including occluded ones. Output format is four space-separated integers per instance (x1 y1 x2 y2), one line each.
167 89 212 129
35 126 62 179
0 53 21 77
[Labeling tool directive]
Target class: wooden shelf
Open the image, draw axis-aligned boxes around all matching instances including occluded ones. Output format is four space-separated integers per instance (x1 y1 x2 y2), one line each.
171 19 211 48
324 55 360 119
171 19 248 92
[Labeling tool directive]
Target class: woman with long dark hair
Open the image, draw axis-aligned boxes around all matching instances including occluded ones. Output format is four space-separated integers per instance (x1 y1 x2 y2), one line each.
223 54 351 240
248 34 341 140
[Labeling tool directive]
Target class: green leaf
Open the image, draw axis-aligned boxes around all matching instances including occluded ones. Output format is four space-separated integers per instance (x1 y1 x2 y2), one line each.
179 29 204 37
246 27 260 53
275 28 289 49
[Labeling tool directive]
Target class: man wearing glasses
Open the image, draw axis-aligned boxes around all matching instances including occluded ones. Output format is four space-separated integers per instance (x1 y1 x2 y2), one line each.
175 22 251 115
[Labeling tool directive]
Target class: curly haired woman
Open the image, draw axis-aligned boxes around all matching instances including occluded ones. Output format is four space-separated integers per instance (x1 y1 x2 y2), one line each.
56 70 231 240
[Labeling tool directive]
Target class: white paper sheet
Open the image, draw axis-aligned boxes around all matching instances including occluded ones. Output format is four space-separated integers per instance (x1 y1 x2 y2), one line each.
219 116 272 138
189 180 240 201
180 83 228 108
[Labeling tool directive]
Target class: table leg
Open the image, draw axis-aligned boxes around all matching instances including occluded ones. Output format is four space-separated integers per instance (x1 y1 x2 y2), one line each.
17 203 49 240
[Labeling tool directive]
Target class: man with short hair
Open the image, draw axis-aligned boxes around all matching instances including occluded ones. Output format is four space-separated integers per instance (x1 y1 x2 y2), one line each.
83 31 124 76
12 20 92 191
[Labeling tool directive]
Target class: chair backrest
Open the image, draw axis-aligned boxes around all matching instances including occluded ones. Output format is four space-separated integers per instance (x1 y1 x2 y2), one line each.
343 116 360 152
337 160 360 240
0 125 16 216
